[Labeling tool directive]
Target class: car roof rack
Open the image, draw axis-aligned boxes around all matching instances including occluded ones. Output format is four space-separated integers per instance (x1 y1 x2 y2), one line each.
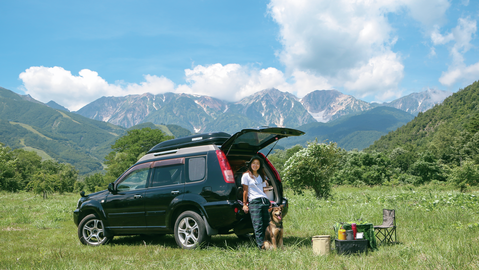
147 132 231 154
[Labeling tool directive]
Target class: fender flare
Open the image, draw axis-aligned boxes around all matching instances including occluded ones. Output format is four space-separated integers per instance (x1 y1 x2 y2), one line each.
166 194 211 230
78 200 107 225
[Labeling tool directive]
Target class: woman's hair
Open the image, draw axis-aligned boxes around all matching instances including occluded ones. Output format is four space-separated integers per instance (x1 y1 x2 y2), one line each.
245 155 265 181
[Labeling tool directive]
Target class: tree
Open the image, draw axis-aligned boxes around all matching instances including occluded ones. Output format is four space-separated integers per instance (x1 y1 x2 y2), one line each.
84 173 105 192
465 113 479 134
449 160 479 192
409 151 445 185
389 147 415 173
331 150 391 186
11 148 42 189
26 160 78 198
268 145 304 177
0 143 19 191
104 128 174 181
56 163 78 193
26 171 58 199
283 141 341 199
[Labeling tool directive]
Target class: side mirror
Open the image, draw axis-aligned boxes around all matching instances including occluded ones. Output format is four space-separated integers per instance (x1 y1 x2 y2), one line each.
108 183 116 194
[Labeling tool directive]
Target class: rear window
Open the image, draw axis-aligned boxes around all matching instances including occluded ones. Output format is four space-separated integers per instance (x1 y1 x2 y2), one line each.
188 157 206 182
233 132 276 148
151 164 184 187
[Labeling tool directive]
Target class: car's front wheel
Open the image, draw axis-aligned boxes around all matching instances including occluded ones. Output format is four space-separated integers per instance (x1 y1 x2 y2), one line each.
78 214 113 246
174 211 208 249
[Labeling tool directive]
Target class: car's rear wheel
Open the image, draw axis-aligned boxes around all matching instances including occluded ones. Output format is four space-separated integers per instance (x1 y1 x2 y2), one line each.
174 211 208 249
78 214 113 246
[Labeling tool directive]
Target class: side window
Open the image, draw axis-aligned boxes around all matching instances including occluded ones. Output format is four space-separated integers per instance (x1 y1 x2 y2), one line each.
117 167 149 192
151 164 184 187
188 157 206 182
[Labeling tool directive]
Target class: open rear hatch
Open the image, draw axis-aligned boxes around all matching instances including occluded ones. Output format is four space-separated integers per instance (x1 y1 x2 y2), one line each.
221 127 305 156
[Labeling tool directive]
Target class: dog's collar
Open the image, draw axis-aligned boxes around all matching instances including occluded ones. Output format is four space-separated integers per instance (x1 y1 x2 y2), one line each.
271 220 283 228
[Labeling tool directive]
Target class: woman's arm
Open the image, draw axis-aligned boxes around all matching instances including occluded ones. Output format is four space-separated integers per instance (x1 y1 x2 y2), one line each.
242 184 249 213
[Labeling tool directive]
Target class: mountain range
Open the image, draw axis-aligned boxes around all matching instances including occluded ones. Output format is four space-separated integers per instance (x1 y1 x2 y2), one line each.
0 85 452 174
74 88 452 134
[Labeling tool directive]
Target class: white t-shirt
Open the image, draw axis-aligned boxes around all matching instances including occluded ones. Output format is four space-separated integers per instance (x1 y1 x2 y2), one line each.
241 173 267 202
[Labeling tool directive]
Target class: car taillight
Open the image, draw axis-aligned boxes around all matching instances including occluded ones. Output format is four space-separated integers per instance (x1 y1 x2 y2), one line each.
216 150 235 184
258 152 282 182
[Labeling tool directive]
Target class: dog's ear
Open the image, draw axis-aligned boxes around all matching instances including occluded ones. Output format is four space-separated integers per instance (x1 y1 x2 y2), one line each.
280 205 284 210
268 207 273 213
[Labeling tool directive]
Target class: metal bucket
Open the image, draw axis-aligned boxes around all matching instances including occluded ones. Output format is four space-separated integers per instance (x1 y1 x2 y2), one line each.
312 235 331 255
346 230 354 240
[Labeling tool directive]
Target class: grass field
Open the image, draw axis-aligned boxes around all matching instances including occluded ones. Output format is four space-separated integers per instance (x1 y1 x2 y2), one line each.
1 185 478 269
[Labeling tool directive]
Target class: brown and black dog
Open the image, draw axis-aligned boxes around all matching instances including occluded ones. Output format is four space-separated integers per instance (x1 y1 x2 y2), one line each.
263 205 284 250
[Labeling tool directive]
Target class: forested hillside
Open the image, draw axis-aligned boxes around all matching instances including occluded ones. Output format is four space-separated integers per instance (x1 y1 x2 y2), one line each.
0 87 125 174
270 81 479 191
367 80 479 166
0 87 191 174
280 106 414 150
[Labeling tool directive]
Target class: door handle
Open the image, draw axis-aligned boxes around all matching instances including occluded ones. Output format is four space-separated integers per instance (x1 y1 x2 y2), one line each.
134 194 142 199
171 190 180 195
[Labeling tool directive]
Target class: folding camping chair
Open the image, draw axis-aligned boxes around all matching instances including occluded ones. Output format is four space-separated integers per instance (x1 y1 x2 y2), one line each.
374 209 397 245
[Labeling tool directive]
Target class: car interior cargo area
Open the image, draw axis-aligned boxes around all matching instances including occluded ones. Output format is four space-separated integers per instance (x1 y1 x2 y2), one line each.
228 155 280 204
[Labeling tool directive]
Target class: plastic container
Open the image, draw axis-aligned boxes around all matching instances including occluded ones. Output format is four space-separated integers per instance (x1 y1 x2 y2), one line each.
338 228 346 240
351 223 357 240
312 235 331 255
264 186 274 201
335 239 368 255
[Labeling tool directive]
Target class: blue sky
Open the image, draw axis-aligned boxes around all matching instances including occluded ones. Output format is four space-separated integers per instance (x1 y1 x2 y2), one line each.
1 0 478 111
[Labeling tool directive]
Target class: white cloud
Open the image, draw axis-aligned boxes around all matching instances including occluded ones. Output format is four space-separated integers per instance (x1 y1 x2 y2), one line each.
344 52 404 99
180 63 263 101
268 0 458 98
437 18 478 86
428 46 437 58
451 18 477 54
179 63 332 101
19 64 334 110
431 26 454 45
439 62 479 86
19 66 175 111
286 71 332 98
267 0 452 101
268 0 394 75
404 0 450 30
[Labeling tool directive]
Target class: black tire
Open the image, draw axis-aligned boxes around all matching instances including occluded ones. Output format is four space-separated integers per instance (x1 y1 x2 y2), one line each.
78 214 113 246
174 211 208 249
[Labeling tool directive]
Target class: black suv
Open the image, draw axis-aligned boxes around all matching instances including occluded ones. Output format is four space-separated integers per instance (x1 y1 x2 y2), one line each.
73 127 304 249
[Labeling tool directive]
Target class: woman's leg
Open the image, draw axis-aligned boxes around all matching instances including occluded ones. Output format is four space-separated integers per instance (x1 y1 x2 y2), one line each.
250 200 271 248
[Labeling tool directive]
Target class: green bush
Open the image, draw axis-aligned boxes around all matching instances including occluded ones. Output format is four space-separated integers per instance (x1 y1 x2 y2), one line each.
283 141 340 199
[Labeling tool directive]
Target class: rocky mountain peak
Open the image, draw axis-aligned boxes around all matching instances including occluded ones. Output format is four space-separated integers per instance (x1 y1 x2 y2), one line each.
301 90 374 122
383 89 452 115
